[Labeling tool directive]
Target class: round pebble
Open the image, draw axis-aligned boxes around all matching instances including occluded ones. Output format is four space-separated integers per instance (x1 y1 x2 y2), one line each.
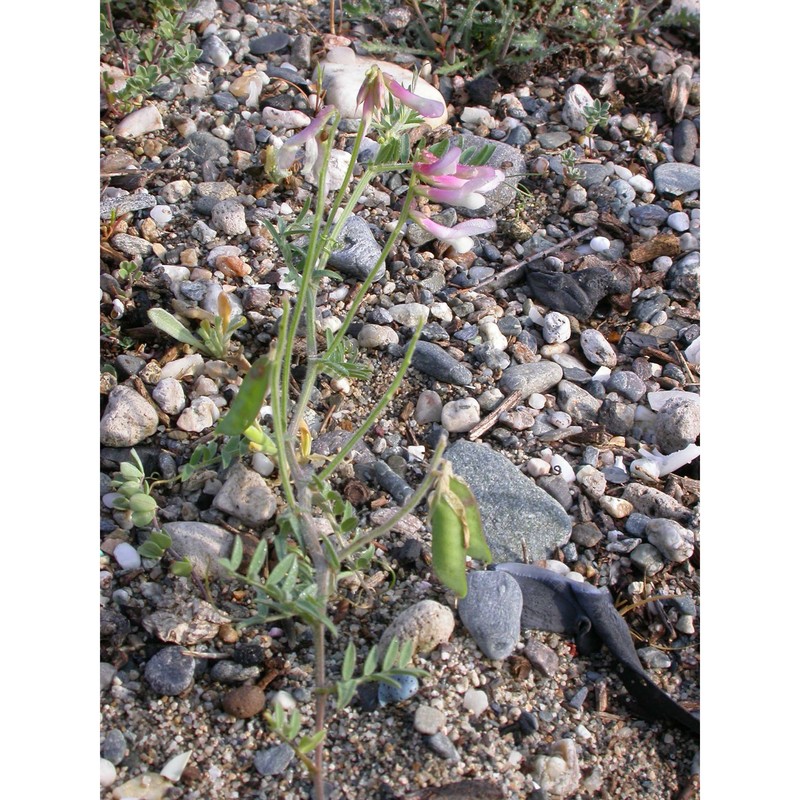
222 685 266 718
144 646 196 696
413 704 446 734
114 542 142 570
542 312 571 344
667 211 690 232
579 329 617 368
590 236 610 253
378 675 419 705
441 398 481 433
463 688 489 717
100 759 117 788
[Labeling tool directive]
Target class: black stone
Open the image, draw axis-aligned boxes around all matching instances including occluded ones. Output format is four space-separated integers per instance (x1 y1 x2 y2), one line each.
467 75 500 106
212 91 239 112
233 643 265 666
629 204 669 227
525 266 629 320
249 32 291 55
505 125 532 147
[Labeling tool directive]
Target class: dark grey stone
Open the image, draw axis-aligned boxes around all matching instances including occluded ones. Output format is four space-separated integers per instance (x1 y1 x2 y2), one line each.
666 252 700 300
459 571 523 660
467 75 500 105
144 646 195 696
498 316 522 337
151 80 181 101
576 162 615 188
629 204 669 227
653 162 701 196
473 343 511 371
101 729 127 765
523 640 559 676
209 661 261 684
234 122 256 153
505 125 532 147
424 732 460 761
605 370 647 402
673 119 699 163
557 381 602 424
186 131 230 162
328 215 385 280
570 522 603 547
407 341 473 386
420 322 450 342
212 91 238 112
444 440 572 563
598 397 635 435
253 743 294 776
537 475 573 511
525 266 630 320
249 32 291 55
499 361 563 398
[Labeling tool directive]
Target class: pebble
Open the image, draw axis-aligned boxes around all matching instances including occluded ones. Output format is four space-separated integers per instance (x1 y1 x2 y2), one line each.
388 302 429 327
100 385 159 447
499 361 563 398
462 688 489 717
176 396 219 433
213 463 276 526
222 685 266 718
114 542 142 570
628 174 654 194
526 458 550 477
570 521 603 547
667 211 690 232
538 475 573 510
654 397 700 453
561 84 594 130
579 329 617 367
152 378 187 415
623 483 692 523
590 236 610 253
144 646 196 695
458 570 523 660
101 728 128 765
531 739 581 799
211 199 248 236
111 773 171 799
358 324 398 349
645 518 694 562
575 465 606 499
408 341 473 386
672 118 699 163
209 661 261 684
100 759 117 788
377 600 455 660
479 320 508 351
629 543 665 576
161 521 234 576
446 439 571 562
253 743 294 776
441 397 481 433
415 389 443 424
424 732 460 761
557 381 602 423
629 204 669 227
598 496 634 518
606 370 646 402
378 674 419 705
160 354 205 381
249 31 291 54
524 640 560 676
638 647 672 670
200 34 231 67
414 704 446 734
186 131 230 162
542 311 571 344
328 215 385 280
653 162 701 195
114 105 164 138
538 130 572 149
111 233 152 257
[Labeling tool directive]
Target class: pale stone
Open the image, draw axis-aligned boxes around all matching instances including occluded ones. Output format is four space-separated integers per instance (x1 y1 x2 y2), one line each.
377 600 455 660
100 384 159 447
115 105 163 139
441 398 481 433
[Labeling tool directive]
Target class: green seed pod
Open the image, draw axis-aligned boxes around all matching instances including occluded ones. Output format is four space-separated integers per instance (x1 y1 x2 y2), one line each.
429 491 468 598
448 475 492 563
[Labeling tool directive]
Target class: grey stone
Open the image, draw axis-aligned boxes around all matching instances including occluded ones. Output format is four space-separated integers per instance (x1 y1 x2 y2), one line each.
441 397 481 433
653 162 701 196
110 233 152 257
453 133 526 217
499 361 563 398
570 522 603 547
388 302 429 327
673 119 699 163
213 463 277 527
576 162 615 188
211 199 248 236
378 674 419 704
538 130 572 149
162 521 235 576
209 661 261 684
186 131 230 162
249 32 291 54
580 329 617 367
630 543 665 576
557 381 602 423
561 84 594 130
505 125 532 147
358 324 399 349
598 396 635 435
100 662 117 691
100 385 159 447
622 484 692 524
200 35 231 68
253 743 294 776
537 475 573 511
100 729 127 765
445 440 572 562
654 397 700 454
413 705 446 735
667 252 700 300
415 390 443 424
184 0 217 23
100 192 157 220
629 204 669 227
524 640 560 676
328 215 385 280
144 646 195 695
408 341 473 386
645 518 694 563
424 732 460 762
606 370 647 402
233 122 256 153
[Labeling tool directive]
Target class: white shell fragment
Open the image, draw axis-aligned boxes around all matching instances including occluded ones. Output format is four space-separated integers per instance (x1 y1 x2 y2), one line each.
160 750 193 782
543 312 571 344
638 443 700 477
150 205 174 226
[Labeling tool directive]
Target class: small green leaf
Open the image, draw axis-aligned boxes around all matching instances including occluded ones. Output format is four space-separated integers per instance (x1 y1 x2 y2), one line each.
138 541 166 559
229 535 243 572
170 558 193 577
119 461 144 481
297 729 326 753
150 530 172 550
287 709 301 741
266 553 297 588
147 308 204 350
129 493 158 514
335 680 358 710
341 641 357 681
363 645 378 677
246 539 268 581
382 637 400 671
397 638 415 669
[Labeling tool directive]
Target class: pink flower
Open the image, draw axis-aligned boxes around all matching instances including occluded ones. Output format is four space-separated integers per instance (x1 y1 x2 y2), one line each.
386 79 445 119
416 172 503 210
356 66 386 125
412 147 504 209
414 147 462 178
276 105 337 173
410 211 496 254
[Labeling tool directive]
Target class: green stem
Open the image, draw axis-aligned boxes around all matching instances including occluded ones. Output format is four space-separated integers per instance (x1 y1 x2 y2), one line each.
338 435 447 561
271 298 298 512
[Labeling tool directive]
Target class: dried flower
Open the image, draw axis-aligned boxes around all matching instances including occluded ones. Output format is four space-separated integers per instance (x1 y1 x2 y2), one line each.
275 105 337 174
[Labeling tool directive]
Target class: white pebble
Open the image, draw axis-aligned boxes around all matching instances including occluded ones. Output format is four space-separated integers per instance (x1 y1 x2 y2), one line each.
441 398 481 433
613 165 633 180
580 329 617 367
543 311 571 344
100 758 117 787
630 458 661 482
676 615 695 635
667 211 690 232
628 174 654 193
526 458 551 477
592 366 612 383
160 751 193 782
544 560 570 575
273 690 296 711
598 496 634 518
149 205 173 226
462 688 489 717
548 411 572 428
550 454 575 483
479 320 508 351
566 571 585 583
590 236 610 252
527 393 547 410
575 723 592 739
251 452 276 477
652 255 673 272
685 337 700 365
114 542 142 570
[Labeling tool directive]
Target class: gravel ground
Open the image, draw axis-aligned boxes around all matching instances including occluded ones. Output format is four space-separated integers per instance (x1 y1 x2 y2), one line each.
99 3 703 798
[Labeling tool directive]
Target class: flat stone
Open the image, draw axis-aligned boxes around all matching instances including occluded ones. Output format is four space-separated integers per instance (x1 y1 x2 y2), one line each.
653 162 701 196
673 119 699 163
645 518 694 563
445 440 572 562
499 361 563 398
186 131 230 162
424 732 460 762
622 483 692 524
213 463 277 527
459 570 522 660
100 192 157 220
162 521 235 576
100 385 159 447
408 341 473 386
253 743 294 776
525 265 625 320
144 646 195 695
524 640 560 676
414 705 446 734
249 32 291 54
328 215 385 280
538 131 572 149
629 204 669 227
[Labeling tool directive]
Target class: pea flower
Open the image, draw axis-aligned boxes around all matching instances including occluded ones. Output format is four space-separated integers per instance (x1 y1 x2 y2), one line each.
356 65 386 125
412 147 504 210
410 210 496 254
386 78 445 119
276 104 337 174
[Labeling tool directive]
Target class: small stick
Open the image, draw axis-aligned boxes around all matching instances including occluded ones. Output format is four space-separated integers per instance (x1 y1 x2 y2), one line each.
461 226 597 293
670 340 698 384
467 389 522 441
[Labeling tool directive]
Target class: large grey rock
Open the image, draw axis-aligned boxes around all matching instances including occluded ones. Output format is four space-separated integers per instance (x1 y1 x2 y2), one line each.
213 463 277 527
328 215 385 280
100 384 159 447
653 162 700 196
162 521 234 576
407 341 473 386
654 396 700 454
498 361 563 398
444 440 572 562
453 133 526 218
458 571 522 660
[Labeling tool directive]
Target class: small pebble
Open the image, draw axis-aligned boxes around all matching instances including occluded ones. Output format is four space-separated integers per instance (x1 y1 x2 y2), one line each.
114 542 141 570
542 312 571 344
222 685 266 718
413 704 446 734
100 759 117 788
590 236 610 253
253 743 294 776
463 688 489 717
441 398 481 433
